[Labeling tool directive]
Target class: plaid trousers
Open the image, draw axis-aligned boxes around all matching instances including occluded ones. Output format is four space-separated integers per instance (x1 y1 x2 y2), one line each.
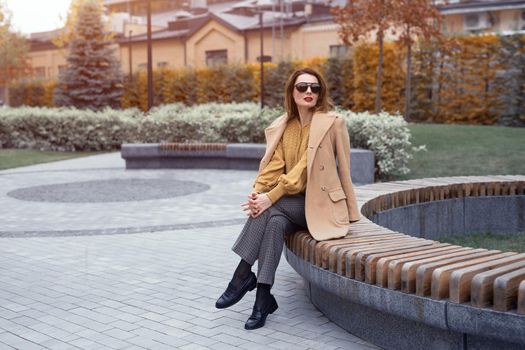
232 195 307 286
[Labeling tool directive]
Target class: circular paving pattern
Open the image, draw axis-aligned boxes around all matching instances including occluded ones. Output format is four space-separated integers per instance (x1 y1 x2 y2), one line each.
7 178 210 203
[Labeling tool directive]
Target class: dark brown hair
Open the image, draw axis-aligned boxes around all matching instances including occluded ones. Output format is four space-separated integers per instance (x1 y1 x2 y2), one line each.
284 67 332 120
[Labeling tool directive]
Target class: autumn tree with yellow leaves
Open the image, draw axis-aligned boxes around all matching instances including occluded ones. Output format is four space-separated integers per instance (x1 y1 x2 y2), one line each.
0 3 30 102
333 0 396 113
393 0 442 120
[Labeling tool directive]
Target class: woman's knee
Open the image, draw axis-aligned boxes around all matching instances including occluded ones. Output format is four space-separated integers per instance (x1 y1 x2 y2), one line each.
266 215 291 234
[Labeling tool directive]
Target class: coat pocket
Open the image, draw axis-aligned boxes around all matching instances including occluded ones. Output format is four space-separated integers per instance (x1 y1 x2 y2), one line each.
328 188 349 224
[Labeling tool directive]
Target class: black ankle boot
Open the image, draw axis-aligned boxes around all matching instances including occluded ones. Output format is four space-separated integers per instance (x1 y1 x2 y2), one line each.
215 271 256 309
244 293 278 330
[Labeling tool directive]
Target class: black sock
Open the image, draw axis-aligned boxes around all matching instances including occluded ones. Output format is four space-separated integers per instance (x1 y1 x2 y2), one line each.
231 259 251 286
255 283 272 308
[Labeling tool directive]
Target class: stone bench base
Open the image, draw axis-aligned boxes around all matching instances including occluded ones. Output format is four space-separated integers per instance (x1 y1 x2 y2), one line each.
121 143 375 184
285 248 525 350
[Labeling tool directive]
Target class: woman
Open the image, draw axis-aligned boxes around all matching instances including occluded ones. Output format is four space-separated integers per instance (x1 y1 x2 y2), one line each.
215 67 360 330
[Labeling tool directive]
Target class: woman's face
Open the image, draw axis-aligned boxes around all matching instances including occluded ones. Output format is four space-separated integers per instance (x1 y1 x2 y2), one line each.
293 73 320 110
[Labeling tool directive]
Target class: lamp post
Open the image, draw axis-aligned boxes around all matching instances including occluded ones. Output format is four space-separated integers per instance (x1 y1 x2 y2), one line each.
146 0 153 111
259 11 264 109
128 30 133 82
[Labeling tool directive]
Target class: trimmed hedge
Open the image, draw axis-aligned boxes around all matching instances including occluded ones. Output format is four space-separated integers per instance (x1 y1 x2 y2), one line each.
0 103 420 178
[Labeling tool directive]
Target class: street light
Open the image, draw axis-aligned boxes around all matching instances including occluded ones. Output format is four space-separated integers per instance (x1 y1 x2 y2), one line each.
146 0 153 111
259 11 264 109
128 30 133 82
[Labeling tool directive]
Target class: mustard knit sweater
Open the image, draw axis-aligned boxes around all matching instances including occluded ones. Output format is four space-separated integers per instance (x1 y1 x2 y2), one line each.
253 117 310 203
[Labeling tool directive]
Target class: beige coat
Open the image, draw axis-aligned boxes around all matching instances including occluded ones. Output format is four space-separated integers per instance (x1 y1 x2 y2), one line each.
258 111 361 241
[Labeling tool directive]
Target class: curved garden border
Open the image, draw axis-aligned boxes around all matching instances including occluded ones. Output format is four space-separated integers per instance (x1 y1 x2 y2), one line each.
285 175 525 350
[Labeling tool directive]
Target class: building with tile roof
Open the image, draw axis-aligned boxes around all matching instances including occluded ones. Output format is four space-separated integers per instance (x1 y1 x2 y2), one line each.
26 0 525 81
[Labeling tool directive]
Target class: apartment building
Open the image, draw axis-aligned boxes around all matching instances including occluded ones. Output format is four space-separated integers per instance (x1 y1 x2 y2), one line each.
27 0 525 80
438 0 525 34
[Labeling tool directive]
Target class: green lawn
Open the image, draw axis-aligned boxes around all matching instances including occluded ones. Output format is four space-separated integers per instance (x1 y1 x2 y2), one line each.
393 123 525 180
438 232 525 253
0 149 104 170
388 123 525 252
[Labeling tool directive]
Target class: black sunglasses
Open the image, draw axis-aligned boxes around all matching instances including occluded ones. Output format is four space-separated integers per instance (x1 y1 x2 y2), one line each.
295 82 321 94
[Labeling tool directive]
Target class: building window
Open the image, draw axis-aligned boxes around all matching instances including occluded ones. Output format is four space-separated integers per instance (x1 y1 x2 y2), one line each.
205 49 227 66
157 61 168 68
58 65 66 74
34 67 46 78
138 63 147 70
330 45 349 57
463 12 491 32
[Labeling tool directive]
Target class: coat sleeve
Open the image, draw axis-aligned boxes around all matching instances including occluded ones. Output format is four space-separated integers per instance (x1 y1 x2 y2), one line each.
333 116 361 222
253 140 285 193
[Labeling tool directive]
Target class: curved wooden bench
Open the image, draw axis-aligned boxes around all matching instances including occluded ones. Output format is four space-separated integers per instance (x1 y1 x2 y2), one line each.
285 175 525 349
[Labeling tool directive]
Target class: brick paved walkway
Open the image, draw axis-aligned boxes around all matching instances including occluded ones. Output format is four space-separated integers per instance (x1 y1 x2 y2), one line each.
0 153 380 350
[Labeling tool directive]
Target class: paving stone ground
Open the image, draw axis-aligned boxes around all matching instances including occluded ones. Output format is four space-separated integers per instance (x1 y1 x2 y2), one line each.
0 153 380 350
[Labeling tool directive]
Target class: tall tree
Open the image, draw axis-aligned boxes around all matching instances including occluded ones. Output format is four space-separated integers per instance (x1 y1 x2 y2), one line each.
54 0 123 110
393 0 442 121
498 34 525 126
0 3 30 102
333 0 395 113
52 0 112 51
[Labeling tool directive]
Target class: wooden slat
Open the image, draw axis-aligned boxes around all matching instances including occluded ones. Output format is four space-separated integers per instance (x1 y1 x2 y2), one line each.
370 244 454 286
307 237 319 264
449 253 525 303
300 233 314 261
346 238 427 279
415 250 502 297
332 236 414 275
471 260 525 308
294 231 305 258
401 249 487 293
336 237 417 275
376 246 467 288
298 231 311 257
327 234 407 272
493 268 525 311
317 232 401 268
518 280 525 315
355 241 437 282
353 239 430 281
430 252 516 300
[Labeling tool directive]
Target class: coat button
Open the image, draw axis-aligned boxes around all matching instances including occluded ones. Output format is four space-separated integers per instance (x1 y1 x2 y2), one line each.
319 165 325 171
321 186 326 191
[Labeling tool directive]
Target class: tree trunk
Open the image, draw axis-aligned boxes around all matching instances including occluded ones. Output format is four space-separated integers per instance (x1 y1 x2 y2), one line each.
375 29 383 113
405 40 412 121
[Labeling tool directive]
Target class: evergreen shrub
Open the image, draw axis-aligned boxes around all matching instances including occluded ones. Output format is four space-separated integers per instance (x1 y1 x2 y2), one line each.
338 109 425 178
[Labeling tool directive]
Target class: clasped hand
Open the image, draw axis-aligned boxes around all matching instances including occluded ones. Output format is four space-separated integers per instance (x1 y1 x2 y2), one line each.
241 192 272 218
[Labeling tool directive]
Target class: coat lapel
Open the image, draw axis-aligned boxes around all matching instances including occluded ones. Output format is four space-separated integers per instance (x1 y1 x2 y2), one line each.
260 114 288 170
307 112 336 178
